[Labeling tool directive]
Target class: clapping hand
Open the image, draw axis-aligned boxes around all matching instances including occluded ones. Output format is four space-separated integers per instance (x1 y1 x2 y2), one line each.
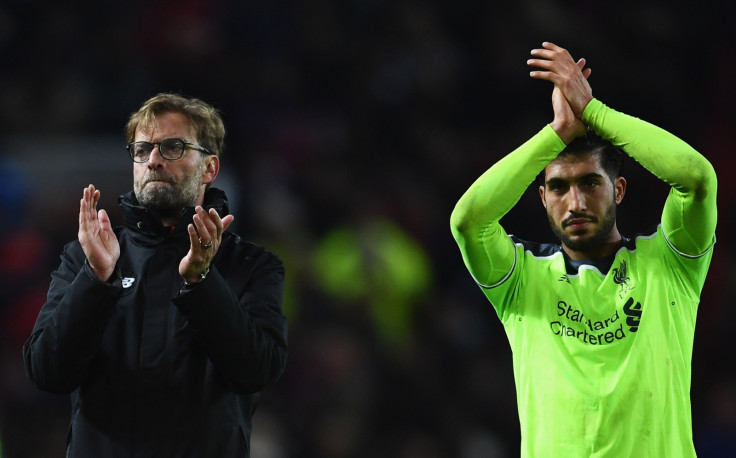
528 42 593 143
78 184 120 281
179 205 234 285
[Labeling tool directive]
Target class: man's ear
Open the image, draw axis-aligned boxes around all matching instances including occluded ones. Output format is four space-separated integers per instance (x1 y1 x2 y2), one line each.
614 176 626 204
539 185 547 208
201 155 220 185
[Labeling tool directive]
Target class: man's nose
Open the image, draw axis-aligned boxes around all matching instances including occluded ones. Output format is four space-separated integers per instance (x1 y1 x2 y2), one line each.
567 186 587 212
147 145 166 167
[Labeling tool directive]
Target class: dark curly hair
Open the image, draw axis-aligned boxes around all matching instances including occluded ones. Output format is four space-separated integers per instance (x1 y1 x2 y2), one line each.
539 129 623 184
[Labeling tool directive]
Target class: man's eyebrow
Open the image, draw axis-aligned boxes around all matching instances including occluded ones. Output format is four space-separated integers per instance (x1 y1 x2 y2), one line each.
545 177 567 186
546 172 605 186
577 172 606 181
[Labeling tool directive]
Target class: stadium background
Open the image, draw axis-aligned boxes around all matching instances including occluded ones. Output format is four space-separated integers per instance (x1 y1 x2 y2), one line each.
1 1 734 456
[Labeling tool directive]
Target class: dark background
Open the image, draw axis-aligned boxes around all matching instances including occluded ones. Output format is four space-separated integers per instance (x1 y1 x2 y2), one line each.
1 1 734 457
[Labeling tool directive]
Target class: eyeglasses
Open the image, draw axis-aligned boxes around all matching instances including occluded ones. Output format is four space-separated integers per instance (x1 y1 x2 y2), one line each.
126 138 213 163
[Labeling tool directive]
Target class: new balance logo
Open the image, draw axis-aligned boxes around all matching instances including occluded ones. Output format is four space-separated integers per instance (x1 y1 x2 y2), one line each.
623 297 642 332
122 277 136 288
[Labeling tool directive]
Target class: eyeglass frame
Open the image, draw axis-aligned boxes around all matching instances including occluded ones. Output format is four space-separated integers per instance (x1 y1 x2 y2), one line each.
126 138 214 163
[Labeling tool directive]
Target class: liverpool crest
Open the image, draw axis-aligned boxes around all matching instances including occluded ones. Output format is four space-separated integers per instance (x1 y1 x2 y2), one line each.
612 260 634 299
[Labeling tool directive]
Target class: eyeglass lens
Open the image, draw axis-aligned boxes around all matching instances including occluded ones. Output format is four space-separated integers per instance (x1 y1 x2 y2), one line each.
130 139 186 162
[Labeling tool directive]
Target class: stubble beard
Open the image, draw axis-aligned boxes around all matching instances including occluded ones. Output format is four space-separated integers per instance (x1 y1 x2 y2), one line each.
548 199 617 254
134 162 204 220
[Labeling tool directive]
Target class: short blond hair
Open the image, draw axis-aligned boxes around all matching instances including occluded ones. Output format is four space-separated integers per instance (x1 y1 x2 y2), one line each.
125 93 225 157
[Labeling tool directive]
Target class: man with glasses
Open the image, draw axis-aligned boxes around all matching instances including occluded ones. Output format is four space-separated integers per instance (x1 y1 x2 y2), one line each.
23 93 288 458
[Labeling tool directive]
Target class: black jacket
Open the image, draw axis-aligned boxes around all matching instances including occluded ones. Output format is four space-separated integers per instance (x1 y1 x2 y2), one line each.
23 188 288 458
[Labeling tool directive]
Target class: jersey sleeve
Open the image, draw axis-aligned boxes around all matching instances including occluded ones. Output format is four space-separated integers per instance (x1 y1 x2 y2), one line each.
583 99 717 257
450 125 566 287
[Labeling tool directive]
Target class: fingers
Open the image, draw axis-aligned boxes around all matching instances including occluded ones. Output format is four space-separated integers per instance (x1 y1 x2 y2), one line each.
221 214 235 231
527 42 583 82
528 41 593 115
186 223 202 251
80 184 99 227
92 186 100 210
77 185 120 280
577 58 592 79
182 207 235 283
195 207 234 239
528 42 569 65
193 206 217 245
530 41 567 59
98 209 112 234
208 208 235 233
190 206 234 252
540 41 561 51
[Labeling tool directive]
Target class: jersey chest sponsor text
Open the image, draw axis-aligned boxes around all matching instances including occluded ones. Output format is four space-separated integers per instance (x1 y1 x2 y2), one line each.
549 296 642 345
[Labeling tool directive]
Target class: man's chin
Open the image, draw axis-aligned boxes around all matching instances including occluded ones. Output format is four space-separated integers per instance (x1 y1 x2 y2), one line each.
137 188 177 207
561 233 595 251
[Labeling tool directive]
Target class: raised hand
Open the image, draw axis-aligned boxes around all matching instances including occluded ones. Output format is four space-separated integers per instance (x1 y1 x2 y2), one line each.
549 82 587 144
78 184 120 281
528 42 593 119
528 42 593 143
179 206 235 284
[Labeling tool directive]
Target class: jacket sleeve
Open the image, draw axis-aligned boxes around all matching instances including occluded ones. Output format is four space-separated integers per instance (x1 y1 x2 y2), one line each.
450 125 566 287
173 246 288 395
23 242 119 393
583 99 717 256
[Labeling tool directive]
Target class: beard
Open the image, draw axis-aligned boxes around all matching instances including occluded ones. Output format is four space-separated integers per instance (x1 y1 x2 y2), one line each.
134 162 204 220
547 199 617 254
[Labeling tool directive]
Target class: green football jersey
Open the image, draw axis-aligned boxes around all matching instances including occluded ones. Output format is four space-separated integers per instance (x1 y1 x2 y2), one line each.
451 99 717 457
487 227 712 457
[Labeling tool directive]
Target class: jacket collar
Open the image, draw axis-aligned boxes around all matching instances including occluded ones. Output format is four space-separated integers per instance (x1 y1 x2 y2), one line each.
119 187 230 241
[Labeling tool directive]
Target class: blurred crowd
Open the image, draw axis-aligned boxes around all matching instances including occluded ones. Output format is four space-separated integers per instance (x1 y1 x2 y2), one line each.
1 1 735 457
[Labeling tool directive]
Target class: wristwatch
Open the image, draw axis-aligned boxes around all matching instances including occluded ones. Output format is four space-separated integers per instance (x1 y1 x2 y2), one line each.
184 266 210 286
